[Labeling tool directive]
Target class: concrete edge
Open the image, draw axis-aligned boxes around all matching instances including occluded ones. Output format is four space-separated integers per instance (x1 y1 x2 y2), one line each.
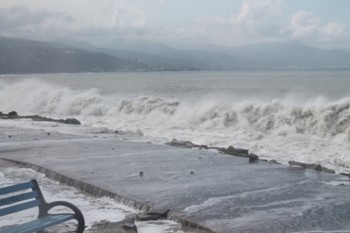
1 158 217 233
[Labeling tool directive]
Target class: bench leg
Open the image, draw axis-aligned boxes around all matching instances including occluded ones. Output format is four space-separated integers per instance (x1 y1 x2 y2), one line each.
76 226 84 233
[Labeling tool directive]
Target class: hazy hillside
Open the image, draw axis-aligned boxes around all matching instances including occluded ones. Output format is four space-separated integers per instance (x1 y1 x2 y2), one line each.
2 36 350 73
0 37 150 74
99 39 350 71
57 39 201 71
231 42 350 70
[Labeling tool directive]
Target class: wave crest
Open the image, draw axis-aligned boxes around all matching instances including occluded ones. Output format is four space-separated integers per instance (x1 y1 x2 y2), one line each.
115 97 179 115
1 79 349 141
237 99 350 140
1 78 350 172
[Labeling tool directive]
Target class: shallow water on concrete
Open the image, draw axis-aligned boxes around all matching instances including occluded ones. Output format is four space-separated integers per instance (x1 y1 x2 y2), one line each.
1 122 350 233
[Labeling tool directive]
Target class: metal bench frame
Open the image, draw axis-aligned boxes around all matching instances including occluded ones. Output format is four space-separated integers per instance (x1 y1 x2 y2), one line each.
0 179 85 233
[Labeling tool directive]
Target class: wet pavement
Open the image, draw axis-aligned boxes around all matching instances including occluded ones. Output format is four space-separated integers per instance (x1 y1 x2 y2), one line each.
1 125 350 233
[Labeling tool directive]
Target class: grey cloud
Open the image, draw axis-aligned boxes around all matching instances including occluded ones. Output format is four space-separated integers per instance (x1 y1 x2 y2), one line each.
0 6 73 31
230 0 284 38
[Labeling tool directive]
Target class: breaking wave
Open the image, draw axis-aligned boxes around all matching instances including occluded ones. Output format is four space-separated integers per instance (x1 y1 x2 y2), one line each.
1 79 350 173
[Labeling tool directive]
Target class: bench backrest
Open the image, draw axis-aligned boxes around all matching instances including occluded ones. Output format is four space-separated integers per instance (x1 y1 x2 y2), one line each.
0 180 43 217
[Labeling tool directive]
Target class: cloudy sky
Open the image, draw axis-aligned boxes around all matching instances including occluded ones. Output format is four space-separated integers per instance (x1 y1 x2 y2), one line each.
1 0 349 49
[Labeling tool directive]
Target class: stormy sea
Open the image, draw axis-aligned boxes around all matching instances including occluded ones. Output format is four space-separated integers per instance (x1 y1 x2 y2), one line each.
0 71 349 173
1 70 350 233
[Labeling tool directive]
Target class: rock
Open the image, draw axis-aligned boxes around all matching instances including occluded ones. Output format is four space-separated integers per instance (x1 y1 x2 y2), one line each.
195 144 209 150
190 171 194 175
269 159 279 164
167 140 195 149
61 118 81 125
136 209 169 221
288 161 335 174
248 154 259 163
147 209 169 217
29 115 46 121
8 111 18 118
314 164 322 172
1 112 82 126
220 146 249 157
122 218 137 231
90 219 137 233
139 171 144 176
167 140 210 151
340 172 350 178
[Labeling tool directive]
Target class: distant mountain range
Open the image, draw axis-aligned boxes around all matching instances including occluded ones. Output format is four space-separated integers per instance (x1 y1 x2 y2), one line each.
97 39 350 70
0 37 149 74
1 36 350 74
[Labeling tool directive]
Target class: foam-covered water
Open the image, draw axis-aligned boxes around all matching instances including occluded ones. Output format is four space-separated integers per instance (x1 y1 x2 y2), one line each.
0 166 184 233
0 71 349 173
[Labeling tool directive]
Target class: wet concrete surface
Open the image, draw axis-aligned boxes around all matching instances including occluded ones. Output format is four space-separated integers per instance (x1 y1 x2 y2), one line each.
1 126 350 233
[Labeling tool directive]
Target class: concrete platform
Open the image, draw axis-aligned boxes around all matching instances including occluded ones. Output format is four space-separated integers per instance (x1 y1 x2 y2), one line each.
1 125 350 233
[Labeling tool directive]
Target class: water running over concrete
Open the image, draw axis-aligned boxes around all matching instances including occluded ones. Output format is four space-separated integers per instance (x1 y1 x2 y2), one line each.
1 124 350 233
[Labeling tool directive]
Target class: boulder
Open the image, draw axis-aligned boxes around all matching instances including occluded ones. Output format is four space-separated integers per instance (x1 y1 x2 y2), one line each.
220 146 249 157
136 209 169 221
8 111 18 118
0 111 82 126
268 159 279 164
340 173 350 179
167 140 209 150
248 154 259 163
89 218 137 233
61 118 81 125
288 161 335 174
122 218 137 231
167 140 195 148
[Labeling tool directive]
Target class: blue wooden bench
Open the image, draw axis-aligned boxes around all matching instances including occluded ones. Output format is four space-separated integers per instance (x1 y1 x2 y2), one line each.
0 179 85 233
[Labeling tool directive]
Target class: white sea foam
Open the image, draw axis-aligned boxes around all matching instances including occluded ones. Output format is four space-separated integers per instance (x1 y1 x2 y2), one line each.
0 78 349 173
0 167 184 233
0 166 135 230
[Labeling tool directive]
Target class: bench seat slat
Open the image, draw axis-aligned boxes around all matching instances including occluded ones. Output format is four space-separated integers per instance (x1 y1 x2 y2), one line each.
0 200 41 217
0 214 75 233
0 191 39 207
0 182 34 196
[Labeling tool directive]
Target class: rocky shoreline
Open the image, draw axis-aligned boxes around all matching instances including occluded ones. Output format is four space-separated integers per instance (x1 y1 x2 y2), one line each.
0 111 81 125
2 110 349 179
166 139 350 179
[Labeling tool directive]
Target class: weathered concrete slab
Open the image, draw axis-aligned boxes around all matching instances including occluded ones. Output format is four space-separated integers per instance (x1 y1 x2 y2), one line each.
1 126 350 233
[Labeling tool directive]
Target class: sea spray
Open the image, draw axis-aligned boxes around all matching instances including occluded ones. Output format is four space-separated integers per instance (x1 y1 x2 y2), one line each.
0 79 107 116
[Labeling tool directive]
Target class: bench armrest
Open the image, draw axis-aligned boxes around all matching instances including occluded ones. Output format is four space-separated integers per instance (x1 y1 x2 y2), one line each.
40 201 85 233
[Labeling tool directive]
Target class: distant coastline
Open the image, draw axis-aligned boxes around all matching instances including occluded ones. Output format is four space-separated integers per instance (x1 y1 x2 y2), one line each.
1 36 350 74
